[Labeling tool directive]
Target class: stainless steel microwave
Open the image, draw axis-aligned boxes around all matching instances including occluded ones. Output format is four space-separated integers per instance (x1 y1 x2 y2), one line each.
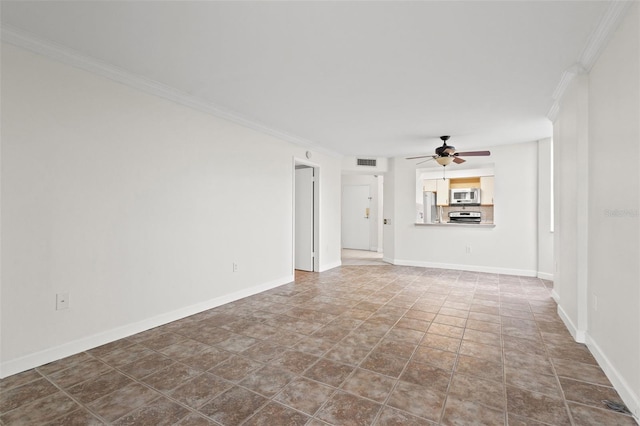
450 188 480 205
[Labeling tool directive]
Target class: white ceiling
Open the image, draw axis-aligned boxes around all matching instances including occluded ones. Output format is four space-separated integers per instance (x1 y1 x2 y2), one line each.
1 1 613 158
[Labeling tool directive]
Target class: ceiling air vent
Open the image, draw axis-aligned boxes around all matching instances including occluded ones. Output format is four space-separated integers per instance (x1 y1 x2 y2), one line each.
357 158 377 167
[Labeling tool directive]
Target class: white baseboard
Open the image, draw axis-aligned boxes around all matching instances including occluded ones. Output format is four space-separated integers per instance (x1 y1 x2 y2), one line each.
1 274 293 378
386 258 538 277
550 289 560 304
556 303 586 343
319 260 341 272
537 271 554 281
585 334 640 423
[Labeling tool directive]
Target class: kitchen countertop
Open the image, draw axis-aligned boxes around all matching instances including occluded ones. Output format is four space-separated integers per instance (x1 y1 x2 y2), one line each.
415 222 495 227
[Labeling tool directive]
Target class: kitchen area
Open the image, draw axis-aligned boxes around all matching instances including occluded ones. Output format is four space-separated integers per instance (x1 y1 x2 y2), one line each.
416 167 495 226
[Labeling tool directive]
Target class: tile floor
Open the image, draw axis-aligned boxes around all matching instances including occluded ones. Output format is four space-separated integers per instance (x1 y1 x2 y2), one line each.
341 249 387 266
1 264 637 425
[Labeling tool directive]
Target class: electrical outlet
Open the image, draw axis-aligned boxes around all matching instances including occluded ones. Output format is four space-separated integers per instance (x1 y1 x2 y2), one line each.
56 293 69 310
233 263 238 272
466 245 472 254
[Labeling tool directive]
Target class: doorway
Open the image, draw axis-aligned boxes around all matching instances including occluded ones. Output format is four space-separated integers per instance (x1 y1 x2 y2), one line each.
294 163 318 272
342 184 371 250
341 174 384 265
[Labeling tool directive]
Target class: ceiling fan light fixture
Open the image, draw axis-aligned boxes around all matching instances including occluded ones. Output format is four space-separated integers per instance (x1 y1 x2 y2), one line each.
435 156 453 166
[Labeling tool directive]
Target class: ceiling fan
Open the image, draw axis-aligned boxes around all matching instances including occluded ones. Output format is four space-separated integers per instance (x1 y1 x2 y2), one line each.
407 135 491 166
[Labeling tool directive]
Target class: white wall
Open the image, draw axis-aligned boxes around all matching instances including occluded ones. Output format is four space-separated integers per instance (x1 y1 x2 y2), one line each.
554 3 639 418
316 159 343 272
553 74 589 335
341 174 383 252
587 2 639 417
384 141 539 276
382 160 396 261
0 43 342 377
537 138 554 280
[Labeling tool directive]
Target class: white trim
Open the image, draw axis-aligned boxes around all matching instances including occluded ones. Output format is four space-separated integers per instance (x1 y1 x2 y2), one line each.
578 0 634 71
557 303 586 343
0 274 293 378
383 258 537 277
585 334 640 422
293 157 321 274
547 67 586 121
537 272 554 281
551 289 560 304
547 102 560 123
319 261 341 272
546 1 632 120
0 26 341 159
552 68 583 101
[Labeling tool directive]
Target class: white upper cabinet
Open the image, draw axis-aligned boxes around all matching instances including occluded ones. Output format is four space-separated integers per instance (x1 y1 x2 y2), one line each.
480 176 495 205
436 179 450 206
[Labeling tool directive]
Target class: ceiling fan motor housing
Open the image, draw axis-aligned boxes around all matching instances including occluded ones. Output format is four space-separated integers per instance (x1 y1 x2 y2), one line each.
436 135 454 156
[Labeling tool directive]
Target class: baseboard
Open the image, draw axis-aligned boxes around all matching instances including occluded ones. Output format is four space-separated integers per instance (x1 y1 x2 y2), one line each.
388 258 538 277
585 334 640 423
0 274 293 378
537 271 554 281
556 303 586 343
550 289 560 304
319 260 341 272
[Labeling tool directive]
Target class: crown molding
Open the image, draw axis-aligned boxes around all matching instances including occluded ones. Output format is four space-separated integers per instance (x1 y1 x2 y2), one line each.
547 102 560 123
547 64 587 122
547 1 633 120
578 0 634 72
1 25 342 159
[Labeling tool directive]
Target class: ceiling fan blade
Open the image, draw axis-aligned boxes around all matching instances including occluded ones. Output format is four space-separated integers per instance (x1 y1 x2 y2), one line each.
416 157 436 165
455 150 491 157
406 155 435 160
452 157 466 164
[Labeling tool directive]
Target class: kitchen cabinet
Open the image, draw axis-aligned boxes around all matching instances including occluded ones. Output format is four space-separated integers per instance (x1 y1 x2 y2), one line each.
423 179 437 192
480 176 494 205
436 179 450 206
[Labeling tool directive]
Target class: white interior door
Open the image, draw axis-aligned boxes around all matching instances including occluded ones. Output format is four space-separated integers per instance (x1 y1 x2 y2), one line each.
342 185 370 250
295 167 314 271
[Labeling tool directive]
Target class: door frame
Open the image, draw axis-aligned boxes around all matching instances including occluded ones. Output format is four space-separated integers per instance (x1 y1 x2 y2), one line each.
292 157 320 273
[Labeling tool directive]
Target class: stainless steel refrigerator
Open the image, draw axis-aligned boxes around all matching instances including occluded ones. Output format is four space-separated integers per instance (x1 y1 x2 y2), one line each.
423 192 437 223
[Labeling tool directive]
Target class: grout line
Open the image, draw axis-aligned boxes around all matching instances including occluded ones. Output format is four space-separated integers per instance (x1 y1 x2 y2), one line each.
5 271 618 426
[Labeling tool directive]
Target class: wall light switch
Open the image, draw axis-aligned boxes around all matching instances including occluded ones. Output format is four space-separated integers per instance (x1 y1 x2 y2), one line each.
56 293 69 310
